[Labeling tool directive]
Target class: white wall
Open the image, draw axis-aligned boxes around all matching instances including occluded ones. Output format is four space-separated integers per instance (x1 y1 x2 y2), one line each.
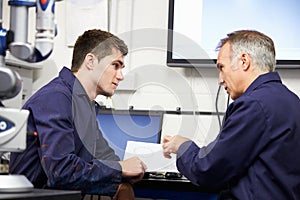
2 0 299 141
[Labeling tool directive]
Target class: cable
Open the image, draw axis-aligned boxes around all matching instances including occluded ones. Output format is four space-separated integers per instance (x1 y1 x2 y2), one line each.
226 93 230 106
215 84 231 130
215 85 222 130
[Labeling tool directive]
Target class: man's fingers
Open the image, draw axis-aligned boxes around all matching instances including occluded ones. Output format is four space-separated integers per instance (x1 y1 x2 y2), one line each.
163 148 172 159
162 135 172 143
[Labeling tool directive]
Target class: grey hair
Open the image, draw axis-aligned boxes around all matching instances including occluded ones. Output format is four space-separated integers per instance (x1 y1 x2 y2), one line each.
216 30 276 72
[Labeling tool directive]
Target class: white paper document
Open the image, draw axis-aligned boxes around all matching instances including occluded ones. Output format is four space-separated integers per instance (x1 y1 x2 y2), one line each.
124 141 179 173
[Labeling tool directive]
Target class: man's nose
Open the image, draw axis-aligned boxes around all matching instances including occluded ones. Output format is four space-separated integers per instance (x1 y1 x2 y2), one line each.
116 69 124 81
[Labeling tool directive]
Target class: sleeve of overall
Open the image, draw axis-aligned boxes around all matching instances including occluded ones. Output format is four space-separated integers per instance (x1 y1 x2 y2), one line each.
176 96 269 191
29 91 122 196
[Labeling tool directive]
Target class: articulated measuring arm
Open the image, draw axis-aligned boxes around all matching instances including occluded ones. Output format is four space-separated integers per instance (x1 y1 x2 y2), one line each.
0 0 58 63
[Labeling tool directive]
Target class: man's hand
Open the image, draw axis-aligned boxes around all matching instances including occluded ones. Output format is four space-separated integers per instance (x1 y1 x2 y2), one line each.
162 135 190 159
119 156 147 183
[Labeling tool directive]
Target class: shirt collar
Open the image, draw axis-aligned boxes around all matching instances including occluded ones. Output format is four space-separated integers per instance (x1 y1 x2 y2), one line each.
59 66 87 96
59 67 76 91
244 71 282 95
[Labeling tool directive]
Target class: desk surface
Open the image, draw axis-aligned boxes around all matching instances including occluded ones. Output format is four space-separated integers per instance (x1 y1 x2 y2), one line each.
0 189 81 200
134 178 219 200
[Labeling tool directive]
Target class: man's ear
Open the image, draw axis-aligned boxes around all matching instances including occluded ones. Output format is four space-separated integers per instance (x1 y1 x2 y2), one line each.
85 53 95 70
241 53 251 71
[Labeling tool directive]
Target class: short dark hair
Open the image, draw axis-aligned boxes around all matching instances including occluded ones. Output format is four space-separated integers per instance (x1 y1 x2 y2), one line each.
71 29 128 72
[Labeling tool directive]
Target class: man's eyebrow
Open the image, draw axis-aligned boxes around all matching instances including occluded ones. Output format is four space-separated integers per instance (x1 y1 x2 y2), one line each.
113 60 124 66
113 59 125 68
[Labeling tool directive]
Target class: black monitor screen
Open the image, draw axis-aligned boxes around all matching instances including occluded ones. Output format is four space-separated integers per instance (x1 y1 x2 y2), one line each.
96 110 163 159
